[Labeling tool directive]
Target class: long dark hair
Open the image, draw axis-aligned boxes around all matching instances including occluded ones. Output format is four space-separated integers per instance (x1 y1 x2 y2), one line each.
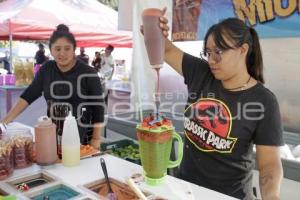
203 18 264 83
49 24 76 50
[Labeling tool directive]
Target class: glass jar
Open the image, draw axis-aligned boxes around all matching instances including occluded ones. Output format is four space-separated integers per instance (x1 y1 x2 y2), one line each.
13 58 25 86
9 128 34 169
0 134 14 180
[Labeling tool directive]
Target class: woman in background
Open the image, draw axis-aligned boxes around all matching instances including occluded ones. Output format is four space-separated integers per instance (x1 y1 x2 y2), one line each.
1 24 104 149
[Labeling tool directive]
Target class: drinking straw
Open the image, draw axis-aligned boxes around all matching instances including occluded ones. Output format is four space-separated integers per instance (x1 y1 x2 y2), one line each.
127 178 147 200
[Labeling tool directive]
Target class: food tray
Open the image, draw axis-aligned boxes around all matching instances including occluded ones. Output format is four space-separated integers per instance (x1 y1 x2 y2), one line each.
101 139 141 165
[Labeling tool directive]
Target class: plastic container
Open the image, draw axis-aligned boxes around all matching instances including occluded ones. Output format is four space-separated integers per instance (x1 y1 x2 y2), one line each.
9 128 34 169
142 8 165 68
0 134 14 180
13 59 25 86
101 139 141 165
35 116 58 165
136 115 183 186
61 112 80 167
101 139 138 151
4 74 16 86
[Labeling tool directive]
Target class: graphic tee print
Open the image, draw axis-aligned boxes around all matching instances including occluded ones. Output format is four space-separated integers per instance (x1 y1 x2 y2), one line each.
184 98 237 153
179 53 283 200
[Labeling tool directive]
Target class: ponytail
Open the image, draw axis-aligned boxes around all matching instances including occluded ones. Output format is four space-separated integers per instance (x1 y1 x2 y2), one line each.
206 18 265 83
247 27 264 84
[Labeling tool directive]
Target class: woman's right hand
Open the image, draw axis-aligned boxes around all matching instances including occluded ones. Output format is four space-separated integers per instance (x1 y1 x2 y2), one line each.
159 7 169 38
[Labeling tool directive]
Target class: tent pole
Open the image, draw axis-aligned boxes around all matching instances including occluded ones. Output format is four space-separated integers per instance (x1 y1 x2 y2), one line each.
8 19 13 73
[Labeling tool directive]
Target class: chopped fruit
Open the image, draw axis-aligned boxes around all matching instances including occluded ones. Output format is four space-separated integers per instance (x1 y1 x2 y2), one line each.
155 122 162 126
110 145 140 161
80 145 98 157
139 114 173 130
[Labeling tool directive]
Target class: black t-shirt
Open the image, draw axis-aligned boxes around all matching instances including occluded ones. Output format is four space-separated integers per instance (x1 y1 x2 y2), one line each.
179 53 283 200
21 60 104 143
77 54 89 64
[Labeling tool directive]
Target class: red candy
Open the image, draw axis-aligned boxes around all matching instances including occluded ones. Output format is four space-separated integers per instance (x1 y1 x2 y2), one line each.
140 114 172 129
16 183 30 191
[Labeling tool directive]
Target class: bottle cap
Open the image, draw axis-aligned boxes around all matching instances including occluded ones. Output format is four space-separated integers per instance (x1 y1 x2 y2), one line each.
37 116 52 126
67 111 73 119
152 64 163 69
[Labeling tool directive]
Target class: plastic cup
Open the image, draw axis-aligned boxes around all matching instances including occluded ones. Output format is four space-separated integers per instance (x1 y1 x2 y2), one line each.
137 125 183 186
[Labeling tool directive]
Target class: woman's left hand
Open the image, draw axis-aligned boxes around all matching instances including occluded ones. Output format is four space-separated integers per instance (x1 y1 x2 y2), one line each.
90 138 101 150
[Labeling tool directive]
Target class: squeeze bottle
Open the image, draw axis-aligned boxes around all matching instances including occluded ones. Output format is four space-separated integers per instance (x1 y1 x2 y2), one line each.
62 111 80 166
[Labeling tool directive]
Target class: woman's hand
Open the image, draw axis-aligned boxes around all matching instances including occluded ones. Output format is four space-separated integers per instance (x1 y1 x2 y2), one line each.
159 7 169 37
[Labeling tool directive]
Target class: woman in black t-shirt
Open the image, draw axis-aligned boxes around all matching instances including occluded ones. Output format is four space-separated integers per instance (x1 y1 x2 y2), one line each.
0 24 104 149
141 8 283 200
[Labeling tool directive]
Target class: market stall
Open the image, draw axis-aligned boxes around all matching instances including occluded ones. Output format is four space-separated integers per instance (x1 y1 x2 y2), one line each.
0 0 133 74
0 123 236 200
0 0 132 48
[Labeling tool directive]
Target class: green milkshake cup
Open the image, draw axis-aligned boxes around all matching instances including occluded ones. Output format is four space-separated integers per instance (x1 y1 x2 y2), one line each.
136 115 183 186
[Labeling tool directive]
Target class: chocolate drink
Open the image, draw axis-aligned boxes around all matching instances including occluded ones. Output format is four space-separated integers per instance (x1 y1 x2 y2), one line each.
142 8 165 67
35 116 58 165
154 69 160 113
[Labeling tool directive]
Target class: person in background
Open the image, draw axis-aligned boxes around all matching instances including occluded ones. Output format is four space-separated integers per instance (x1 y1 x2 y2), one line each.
144 8 283 200
0 51 11 73
34 43 48 65
99 45 115 105
77 47 89 64
100 44 115 80
0 24 104 149
92 51 101 72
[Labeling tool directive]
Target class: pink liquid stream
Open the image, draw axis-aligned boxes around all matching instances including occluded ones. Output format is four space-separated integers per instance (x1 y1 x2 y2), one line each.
155 68 160 116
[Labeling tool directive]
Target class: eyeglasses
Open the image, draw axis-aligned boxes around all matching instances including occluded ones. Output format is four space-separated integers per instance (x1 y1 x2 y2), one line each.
200 49 225 63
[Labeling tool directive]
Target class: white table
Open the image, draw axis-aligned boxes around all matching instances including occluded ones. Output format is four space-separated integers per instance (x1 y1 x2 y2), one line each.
1 122 237 199
0 155 237 200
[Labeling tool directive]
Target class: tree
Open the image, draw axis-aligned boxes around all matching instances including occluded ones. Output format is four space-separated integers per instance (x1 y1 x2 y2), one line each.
97 0 118 11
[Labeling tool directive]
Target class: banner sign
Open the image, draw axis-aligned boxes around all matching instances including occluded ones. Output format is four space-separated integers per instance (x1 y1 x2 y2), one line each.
172 0 300 41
